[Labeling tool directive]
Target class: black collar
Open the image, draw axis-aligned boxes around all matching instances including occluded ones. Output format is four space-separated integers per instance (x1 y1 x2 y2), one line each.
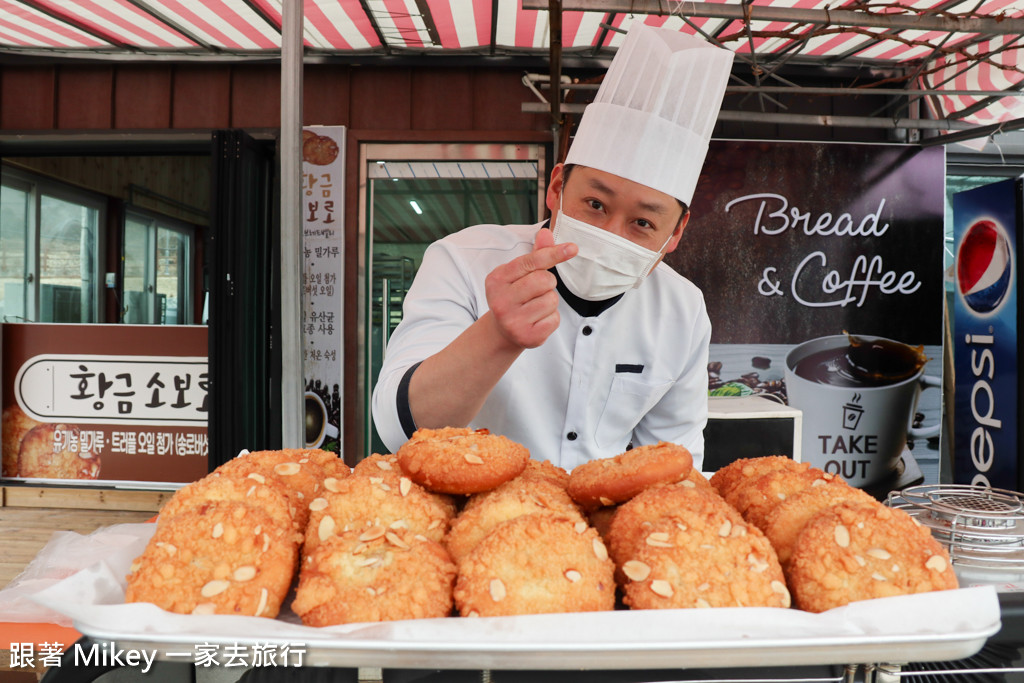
539 219 622 317
552 266 623 317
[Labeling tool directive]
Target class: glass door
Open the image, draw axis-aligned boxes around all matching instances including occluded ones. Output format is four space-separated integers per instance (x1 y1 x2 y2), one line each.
123 208 194 324
0 177 30 322
0 167 104 323
359 143 546 458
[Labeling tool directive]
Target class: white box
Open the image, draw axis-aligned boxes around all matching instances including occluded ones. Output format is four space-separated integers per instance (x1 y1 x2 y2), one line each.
702 395 802 473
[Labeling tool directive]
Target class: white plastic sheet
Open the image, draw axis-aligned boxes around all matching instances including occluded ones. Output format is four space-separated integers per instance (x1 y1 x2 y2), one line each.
10 522 1004 670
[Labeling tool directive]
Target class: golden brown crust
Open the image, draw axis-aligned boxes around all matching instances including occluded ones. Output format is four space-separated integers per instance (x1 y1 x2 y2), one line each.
454 513 615 617
621 513 790 610
787 501 958 613
353 452 401 477
217 449 342 528
396 427 529 495
709 456 802 503
445 479 584 566
295 448 352 479
730 467 843 530
567 442 694 509
292 528 456 626
587 505 618 547
125 501 298 617
352 452 459 517
762 481 877 566
304 473 455 558
516 459 571 489
17 423 100 479
158 471 302 537
682 467 718 496
460 462 574 516
607 482 741 574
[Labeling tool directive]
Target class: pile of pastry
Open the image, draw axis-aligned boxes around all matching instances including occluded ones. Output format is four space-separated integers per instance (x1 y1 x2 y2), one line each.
125 428 957 625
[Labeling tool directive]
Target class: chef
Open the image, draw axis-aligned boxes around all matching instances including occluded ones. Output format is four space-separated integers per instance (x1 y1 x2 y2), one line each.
372 23 734 472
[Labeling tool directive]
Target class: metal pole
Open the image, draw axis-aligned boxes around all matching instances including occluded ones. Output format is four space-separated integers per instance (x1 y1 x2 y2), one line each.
550 0 563 160
526 77 1024 99
280 0 304 448
522 101 977 130
523 0 1024 35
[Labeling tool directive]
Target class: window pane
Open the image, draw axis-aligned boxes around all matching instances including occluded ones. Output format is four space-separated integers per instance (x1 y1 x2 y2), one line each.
0 184 28 322
39 194 98 323
123 216 152 323
156 227 188 324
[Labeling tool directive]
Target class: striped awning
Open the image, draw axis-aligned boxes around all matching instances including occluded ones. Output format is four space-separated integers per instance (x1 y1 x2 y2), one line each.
1 0 1022 128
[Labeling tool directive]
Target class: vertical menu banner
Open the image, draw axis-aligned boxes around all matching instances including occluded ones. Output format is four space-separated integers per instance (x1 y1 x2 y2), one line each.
301 126 345 452
1 323 209 486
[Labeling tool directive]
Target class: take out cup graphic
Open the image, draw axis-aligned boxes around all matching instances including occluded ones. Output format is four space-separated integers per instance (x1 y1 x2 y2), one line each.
304 391 339 449
784 334 940 489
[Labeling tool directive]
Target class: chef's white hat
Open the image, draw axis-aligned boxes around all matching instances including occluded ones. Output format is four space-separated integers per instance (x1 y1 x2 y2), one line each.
565 23 734 206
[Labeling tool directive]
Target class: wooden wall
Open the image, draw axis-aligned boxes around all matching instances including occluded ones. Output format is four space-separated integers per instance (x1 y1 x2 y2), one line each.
0 63 550 133
0 61 553 460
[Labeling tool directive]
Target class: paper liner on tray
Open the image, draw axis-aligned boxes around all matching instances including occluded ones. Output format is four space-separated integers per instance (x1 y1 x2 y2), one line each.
15 522 1005 669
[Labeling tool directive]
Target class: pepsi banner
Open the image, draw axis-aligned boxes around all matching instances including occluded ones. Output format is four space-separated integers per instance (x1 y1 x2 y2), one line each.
952 178 1023 490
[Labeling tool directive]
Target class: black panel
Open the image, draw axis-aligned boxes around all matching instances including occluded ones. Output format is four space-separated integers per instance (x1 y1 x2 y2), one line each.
207 129 280 467
703 417 797 472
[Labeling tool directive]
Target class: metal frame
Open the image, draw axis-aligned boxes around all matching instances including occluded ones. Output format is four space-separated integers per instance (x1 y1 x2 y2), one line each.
356 141 547 461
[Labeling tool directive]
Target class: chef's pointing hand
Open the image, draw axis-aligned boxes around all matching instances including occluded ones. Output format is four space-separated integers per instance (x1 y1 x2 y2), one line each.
485 227 577 350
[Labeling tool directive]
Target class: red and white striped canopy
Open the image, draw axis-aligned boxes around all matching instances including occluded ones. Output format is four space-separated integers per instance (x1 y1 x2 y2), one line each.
0 0 1021 125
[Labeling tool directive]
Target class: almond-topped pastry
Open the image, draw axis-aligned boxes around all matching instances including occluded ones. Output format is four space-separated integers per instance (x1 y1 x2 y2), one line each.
606 481 741 585
396 427 529 495
787 500 958 612
621 504 789 611
761 481 878 567
292 527 456 626
454 513 615 617
126 500 298 618
303 471 455 558
446 477 584 566
217 448 350 528
567 441 693 510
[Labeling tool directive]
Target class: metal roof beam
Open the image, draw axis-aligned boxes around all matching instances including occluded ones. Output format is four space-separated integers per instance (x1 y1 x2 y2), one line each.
240 0 282 33
525 0 1024 35
489 0 498 55
524 101 978 131
531 78 1024 98
412 0 441 46
358 0 391 54
827 0 966 62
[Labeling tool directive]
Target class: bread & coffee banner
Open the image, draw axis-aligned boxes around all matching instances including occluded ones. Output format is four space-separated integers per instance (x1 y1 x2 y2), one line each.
1 323 208 486
671 141 945 494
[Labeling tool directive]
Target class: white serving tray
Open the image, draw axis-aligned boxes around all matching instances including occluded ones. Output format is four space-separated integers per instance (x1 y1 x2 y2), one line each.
69 607 999 671
25 524 1003 671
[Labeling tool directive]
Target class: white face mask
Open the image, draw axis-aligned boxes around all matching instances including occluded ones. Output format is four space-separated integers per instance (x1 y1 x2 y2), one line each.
551 196 674 301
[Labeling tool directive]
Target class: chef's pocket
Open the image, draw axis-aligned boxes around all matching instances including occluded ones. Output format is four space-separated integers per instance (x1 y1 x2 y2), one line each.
596 375 673 449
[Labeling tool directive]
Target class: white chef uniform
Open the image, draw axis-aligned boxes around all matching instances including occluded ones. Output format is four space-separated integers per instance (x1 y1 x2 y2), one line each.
371 221 711 471
372 24 732 472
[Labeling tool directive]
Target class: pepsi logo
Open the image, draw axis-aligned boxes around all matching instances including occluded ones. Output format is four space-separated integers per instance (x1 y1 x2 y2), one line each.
957 219 1013 314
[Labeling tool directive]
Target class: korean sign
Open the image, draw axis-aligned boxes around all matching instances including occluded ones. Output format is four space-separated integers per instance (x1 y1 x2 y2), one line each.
301 126 344 452
2 323 208 485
